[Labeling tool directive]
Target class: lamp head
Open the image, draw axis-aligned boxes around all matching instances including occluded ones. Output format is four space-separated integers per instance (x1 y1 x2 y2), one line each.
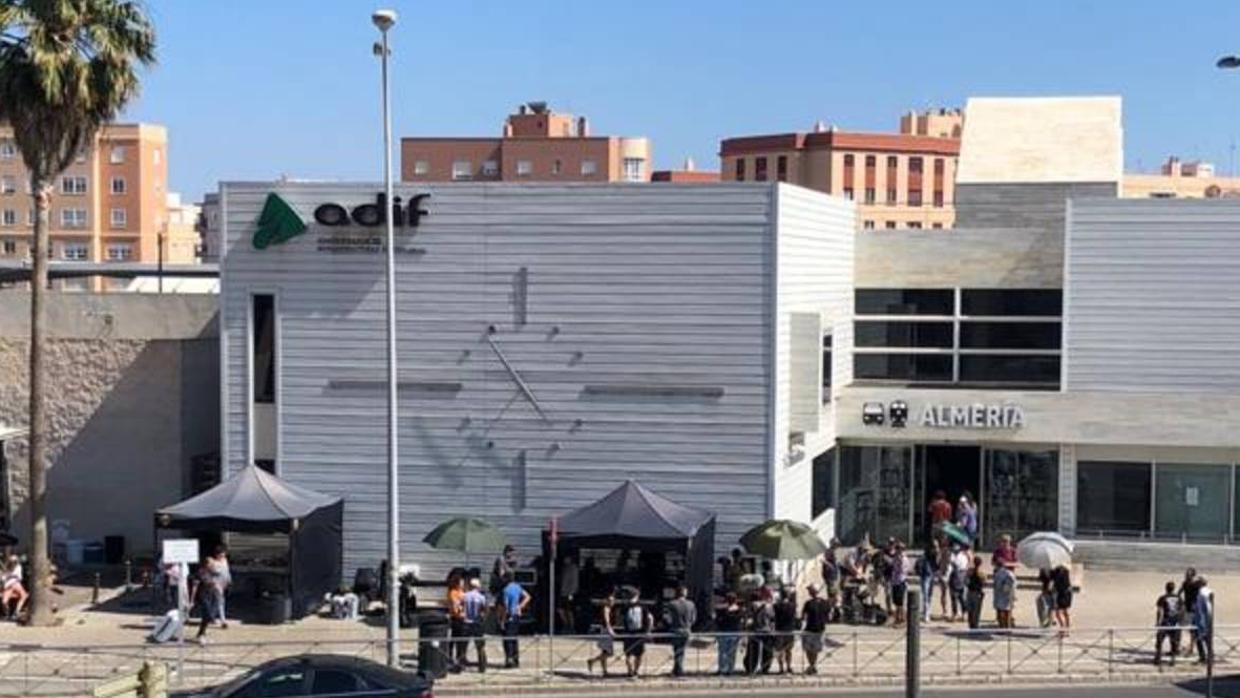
372 9 397 32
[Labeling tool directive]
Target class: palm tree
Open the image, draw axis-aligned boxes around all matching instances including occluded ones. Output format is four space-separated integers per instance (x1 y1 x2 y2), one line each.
0 0 154 626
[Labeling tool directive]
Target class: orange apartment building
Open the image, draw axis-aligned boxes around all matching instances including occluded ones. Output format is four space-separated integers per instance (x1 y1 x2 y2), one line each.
720 109 963 229
401 102 652 183
0 123 192 289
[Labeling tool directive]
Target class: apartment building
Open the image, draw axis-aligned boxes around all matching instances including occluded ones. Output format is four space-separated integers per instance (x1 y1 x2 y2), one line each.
720 109 962 230
401 102 652 183
0 123 170 288
1123 156 1240 198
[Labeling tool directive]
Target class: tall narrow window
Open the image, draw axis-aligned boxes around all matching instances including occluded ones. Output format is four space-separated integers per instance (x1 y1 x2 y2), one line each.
822 334 833 395
933 158 945 207
776 156 788 182
886 156 899 204
842 154 855 199
908 157 924 207
252 294 276 404
735 158 745 182
755 157 768 182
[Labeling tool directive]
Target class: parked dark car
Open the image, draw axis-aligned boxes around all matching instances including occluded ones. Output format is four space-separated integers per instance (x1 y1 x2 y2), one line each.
172 654 432 698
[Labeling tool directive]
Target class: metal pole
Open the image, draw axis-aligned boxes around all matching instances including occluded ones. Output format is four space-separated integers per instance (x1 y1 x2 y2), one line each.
157 232 164 294
377 15 401 669
1207 592 1215 698
906 587 920 698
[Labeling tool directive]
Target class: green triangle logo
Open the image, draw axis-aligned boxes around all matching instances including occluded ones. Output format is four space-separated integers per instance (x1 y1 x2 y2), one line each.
252 193 307 250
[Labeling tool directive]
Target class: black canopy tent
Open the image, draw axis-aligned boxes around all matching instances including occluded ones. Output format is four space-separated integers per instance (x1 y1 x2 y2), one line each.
547 480 716 623
154 464 343 619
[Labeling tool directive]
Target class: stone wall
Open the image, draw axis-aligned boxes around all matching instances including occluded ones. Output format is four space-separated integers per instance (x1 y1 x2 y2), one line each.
0 292 218 558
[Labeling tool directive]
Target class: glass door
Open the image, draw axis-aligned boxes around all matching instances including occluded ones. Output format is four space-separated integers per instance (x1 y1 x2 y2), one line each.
838 445 913 545
983 448 1059 548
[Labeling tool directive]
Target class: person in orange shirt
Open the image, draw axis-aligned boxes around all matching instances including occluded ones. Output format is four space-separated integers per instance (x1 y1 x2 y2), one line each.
447 573 467 672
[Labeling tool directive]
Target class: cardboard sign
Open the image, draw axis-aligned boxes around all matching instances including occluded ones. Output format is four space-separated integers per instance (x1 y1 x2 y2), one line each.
161 539 199 565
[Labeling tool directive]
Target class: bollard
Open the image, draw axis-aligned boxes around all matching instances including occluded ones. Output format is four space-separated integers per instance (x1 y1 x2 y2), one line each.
906 587 920 698
92 572 101 604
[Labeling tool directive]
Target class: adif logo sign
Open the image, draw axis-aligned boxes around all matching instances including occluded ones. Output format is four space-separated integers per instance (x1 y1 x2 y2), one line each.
252 192 431 250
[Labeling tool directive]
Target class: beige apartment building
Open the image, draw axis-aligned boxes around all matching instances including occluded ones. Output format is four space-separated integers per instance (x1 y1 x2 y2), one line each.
720 109 962 230
0 123 184 288
1123 156 1240 198
401 102 651 183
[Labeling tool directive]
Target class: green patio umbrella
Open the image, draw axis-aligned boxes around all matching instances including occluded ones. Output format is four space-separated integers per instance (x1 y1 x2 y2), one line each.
423 517 507 555
739 519 828 560
938 521 972 547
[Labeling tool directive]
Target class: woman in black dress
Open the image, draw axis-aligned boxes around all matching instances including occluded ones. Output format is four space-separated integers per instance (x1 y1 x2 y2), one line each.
1052 565 1072 632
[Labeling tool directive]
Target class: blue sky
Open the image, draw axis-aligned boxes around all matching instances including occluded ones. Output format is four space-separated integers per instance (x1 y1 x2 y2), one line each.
128 1 1240 199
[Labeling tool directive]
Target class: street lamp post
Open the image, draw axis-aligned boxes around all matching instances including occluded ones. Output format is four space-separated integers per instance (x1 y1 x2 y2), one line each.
372 7 400 669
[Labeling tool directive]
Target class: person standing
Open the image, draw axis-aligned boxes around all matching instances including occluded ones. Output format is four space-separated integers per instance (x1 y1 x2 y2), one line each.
773 586 798 674
559 553 580 633
993 561 1016 629
492 545 518 596
801 584 831 675
665 586 697 677
1180 568 1204 658
889 541 909 626
916 540 939 623
965 556 986 630
446 574 466 671
928 490 953 542
1 555 28 620
462 578 490 673
200 546 230 630
586 588 617 676
1194 579 1214 665
948 545 969 623
821 546 842 622
620 588 650 677
1051 564 1072 632
745 589 776 675
1155 581 1183 667
715 592 743 676
500 574 531 669
957 494 979 544
192 557 216 644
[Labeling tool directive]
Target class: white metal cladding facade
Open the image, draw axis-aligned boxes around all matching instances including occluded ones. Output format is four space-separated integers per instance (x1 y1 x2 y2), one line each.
219 182 852 576
1065 198 1240 394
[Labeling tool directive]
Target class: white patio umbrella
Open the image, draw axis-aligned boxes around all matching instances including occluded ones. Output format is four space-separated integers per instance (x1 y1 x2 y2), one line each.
1017 531 1074 570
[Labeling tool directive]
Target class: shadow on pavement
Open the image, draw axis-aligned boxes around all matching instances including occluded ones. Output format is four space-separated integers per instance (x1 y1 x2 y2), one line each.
1176 676 1240 697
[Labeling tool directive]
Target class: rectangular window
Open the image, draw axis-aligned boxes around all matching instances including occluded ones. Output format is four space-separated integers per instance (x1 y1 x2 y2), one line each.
908 156 923 206
109 146 125 164
451 160 472 180
885 221 896 229
735 158 745 182
843 188 854 200
1076 461 1152 533
754 157 768 182
517 160 533 176
105 243 132 260
864 187 876 204
958 355 1060 384
550 159 561 175
907 221 922 229
110 208 127 229
60 176 87 194
855 320 953 348
932 223 943 229
26 209 34 226
959 321 1062 349
1 240 14 255
60 208 87 228
983 449 1060 543
837 446 912 544
821 334 833 394
961 289 1062 316
1 176 14 194
252 294 276 404
863 220 875 230
811 448 836 519
886 155 899 204
0 140 15 158
622 157 644 182
933 191 945 208
842 153 854 194
1155 464 1230 541
580 159 597 176
776 155 788 182
887 189 898 205
62 243 88 260
153 148 161 165
482 160 499 176
855 289 954 316
413 160 430 176
1 209 14 227
110 177 126 194
853 353 953 382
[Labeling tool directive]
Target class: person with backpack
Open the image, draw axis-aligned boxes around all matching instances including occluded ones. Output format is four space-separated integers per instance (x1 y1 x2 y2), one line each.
620 588 650 677
1155 581 1183 667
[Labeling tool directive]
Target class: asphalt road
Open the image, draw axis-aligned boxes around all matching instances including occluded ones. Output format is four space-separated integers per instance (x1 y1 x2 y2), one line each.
505 678 1240 698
